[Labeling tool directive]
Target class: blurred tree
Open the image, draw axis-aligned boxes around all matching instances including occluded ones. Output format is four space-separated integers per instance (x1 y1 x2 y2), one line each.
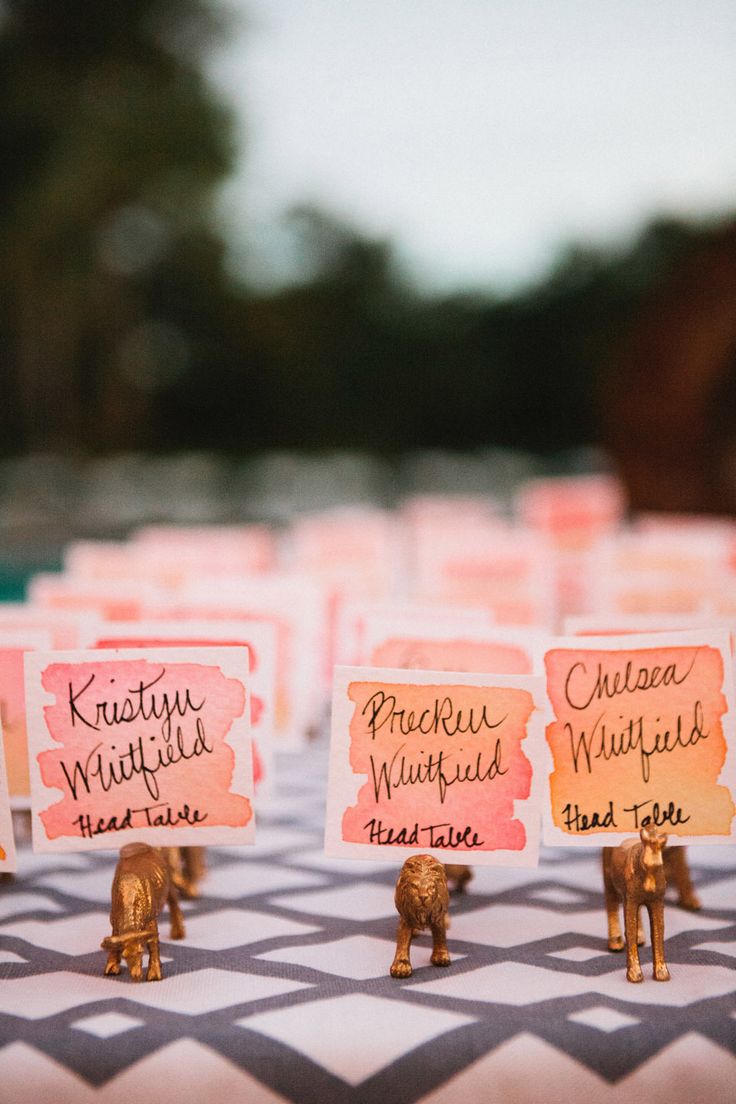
0 4 731 465
602 218 736 513
0 0 236 453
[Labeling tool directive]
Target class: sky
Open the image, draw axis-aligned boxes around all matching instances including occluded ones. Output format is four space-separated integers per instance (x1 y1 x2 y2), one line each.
209 0 736 292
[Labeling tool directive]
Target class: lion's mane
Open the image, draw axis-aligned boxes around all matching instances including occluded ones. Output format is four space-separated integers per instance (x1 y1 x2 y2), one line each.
395 854 449 931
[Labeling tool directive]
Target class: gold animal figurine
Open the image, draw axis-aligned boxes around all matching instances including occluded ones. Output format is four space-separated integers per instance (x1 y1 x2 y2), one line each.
390 854 451 978
164 846 208 898
443 864 473 895
102 843 185 982
603 826 670 983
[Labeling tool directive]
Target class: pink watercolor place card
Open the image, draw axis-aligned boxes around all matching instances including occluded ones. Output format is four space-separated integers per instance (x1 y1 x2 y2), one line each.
0 605 94 650
28 575 162 621
0 720 17 873
79 620 276 792
543 631 736 846
25 647 254 852
132 524 277 575
563 614 723 637
326 666 545 865
363 618 543 675
149 575 326 748
515 475 625 542
410 526 556 627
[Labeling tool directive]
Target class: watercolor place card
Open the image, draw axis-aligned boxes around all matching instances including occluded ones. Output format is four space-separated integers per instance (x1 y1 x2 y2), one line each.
0 629 52 805
410 526 556 627
25 647 254 853
0 720 17 873
543 631 736 846
148 574 326 748
28 575 162 621
326 666 545 865
363 619 543 675
79 620 276 793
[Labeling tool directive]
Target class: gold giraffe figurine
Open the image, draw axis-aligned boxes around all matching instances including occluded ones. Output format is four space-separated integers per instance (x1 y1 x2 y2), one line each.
102 843 185 982
443 864 473 895
164 846 208 898
390 854 451 978
603 826 670 983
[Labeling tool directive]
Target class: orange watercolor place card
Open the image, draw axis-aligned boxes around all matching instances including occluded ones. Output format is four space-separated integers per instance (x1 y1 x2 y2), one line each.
326 666 545 865
0 720 17 872
543 631 736 846
0 629 53 806
25 647 254 853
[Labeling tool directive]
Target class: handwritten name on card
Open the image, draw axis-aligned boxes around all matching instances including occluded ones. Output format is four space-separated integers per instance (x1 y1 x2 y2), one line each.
26 648 254 852
326 667 544 865
544 632 736 845
0 720 17 872
80 620 276 792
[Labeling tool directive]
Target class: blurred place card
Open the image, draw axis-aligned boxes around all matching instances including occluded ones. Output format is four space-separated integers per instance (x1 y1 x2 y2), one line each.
28 574 162 621
25 647 254 853
411 526 555 627
0 629 52 806
335 600 492 668
363 618 544 675
148 575 326 748
80 620 276 793
326 666 545 865
0 720 17 873
543 631 736 846
0 604 94 649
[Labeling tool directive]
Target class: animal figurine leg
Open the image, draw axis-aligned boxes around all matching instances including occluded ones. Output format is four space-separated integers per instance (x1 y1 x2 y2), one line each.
167 883 185 941
429 918 451 967
146 921 163 982
603 847 645 950
664 847 701 910
103 944 122 976
648 900 670 981
603 847 624 951
181 846 207 896
623 897 644 983
390 915 415 978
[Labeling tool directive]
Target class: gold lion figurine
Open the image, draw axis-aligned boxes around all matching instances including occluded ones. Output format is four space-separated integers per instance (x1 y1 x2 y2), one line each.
603 826 670 983
390 854 451 978
102 843 185 982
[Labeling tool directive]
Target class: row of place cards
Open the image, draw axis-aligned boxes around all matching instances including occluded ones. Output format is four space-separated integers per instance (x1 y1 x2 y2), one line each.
2 630 736 870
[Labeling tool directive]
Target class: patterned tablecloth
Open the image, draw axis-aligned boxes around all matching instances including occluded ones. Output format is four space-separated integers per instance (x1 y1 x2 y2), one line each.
1 746 735 1104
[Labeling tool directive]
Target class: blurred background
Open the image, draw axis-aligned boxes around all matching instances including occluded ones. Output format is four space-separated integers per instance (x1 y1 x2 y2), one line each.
1 0 736 587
